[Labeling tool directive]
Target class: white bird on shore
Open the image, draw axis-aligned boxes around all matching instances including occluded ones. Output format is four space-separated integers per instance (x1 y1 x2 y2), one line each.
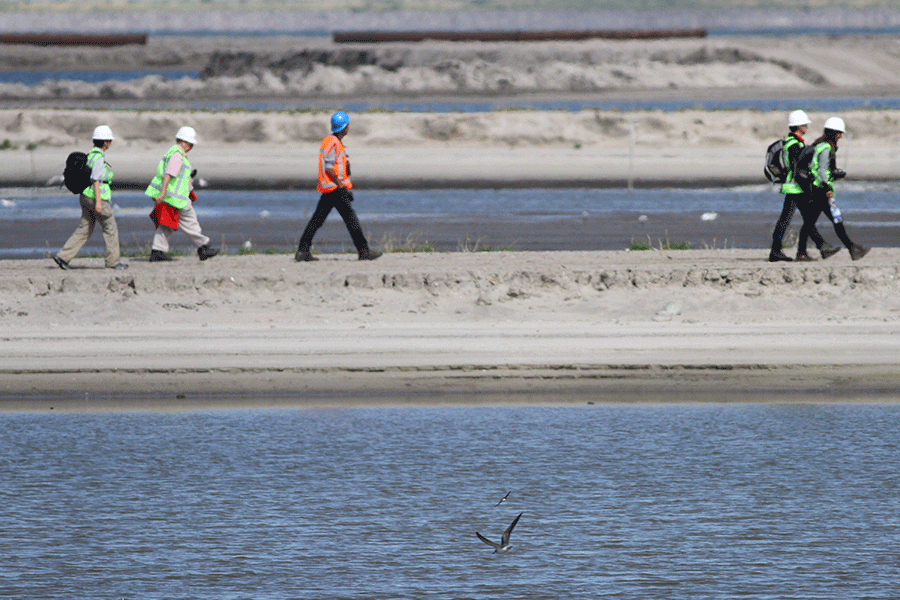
476 512 523 554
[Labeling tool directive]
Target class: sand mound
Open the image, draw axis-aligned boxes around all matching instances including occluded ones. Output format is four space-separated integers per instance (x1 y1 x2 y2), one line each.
3 34 900 102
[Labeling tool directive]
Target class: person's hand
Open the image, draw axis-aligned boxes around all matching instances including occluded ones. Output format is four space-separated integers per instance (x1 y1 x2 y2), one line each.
826 190 834 198
95 202 103 213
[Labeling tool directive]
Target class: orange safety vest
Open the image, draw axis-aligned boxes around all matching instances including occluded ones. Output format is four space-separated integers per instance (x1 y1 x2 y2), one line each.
316 134 352 194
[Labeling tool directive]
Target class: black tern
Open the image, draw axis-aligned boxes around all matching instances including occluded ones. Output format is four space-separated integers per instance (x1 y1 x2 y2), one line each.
494 491 511 507
476 512 523 553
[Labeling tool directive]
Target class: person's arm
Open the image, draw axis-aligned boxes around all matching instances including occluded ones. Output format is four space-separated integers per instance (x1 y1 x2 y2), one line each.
90 155 105 212
817 147 834 197
155 174 172 204
93 180 103 213
324 166 345 189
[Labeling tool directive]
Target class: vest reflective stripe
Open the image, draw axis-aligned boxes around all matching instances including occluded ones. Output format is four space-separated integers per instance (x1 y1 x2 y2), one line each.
810 141 833 189
144 144 192 209
316 135 352 194
82 147 113 201
779 136 804 195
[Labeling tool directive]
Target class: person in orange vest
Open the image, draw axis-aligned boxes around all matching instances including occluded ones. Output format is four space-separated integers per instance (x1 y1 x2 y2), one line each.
295 111 381 261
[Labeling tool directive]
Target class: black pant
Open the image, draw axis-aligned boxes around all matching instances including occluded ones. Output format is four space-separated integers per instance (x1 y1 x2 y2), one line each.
771 193 824 253
795 189 853 253
297 189 369 253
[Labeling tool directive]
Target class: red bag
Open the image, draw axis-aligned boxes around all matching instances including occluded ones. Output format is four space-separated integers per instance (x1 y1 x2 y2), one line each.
149 191 196 229
149 202 180 230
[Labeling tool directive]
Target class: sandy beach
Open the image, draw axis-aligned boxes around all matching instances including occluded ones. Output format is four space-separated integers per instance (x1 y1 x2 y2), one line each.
3 28 900 409
2 249 900 410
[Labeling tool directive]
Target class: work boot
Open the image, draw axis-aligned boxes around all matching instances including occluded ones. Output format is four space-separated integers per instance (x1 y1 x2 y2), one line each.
768 249 792 262
149 250 172 262
820 244 842 260
849 244 870 261
197 245 219 261
794 252 815 262
295 250 318 262
53 255 71 270
358 249 382 261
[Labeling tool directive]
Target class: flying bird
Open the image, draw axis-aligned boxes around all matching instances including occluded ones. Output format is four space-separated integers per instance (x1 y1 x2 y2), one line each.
494 491 510 507
476 512 523 553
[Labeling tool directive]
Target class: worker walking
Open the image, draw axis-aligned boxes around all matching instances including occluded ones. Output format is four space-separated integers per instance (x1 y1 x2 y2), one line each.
145 126 219 262
795 117 869 261
295 111 381 261
769 110 839 262
54 125 127 270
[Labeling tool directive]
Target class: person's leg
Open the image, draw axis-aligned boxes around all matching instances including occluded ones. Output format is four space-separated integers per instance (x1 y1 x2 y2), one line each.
97 201 122 267
297 193 336 253
819 196 854 249
770 195 795 254
175 202 211 249
332 191 370 253
815 192 867 259
151 226 174 253
794 195 821 256
57 194 97 264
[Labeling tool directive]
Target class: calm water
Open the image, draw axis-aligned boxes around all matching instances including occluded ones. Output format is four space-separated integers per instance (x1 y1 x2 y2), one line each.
2 403 899 599
3 183 899 257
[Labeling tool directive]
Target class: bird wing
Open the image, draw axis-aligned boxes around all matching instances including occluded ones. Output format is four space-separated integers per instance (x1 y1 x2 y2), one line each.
500 512 524 546
494 491 510 506
476 531 500 549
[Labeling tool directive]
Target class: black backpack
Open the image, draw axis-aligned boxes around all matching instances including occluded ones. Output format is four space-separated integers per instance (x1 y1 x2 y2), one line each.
791 144 819 192
63 151 91 194
763 138 786 183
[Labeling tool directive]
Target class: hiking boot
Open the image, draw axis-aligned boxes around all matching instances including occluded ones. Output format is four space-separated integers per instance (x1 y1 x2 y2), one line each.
850 244 870 261
197 245 219 261
53 256 71 270
794 252 815 262
149 250 172 262
358 249 382 261
295 250 318 262
768 250 792 262
108 263 129 270
820 245 842 260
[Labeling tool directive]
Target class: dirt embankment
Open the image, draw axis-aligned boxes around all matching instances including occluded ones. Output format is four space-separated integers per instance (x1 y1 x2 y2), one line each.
2 34 900 102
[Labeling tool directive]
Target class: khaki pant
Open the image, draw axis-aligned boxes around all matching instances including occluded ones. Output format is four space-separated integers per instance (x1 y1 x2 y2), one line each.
57 193 121 267
151 201 210 252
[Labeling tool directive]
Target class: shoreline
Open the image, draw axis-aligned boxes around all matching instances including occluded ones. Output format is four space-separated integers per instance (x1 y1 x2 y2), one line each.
3 250 900 410
3 107 900 191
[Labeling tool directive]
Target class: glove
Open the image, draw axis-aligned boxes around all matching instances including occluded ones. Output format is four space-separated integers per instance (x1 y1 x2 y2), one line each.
833 168 847 180
341 189 354 203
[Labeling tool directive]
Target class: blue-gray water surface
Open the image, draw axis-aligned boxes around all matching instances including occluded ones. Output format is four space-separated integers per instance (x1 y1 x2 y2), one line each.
2 403 899 599
3 183 899 257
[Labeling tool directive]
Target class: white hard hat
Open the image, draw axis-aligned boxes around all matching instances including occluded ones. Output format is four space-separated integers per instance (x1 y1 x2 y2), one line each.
92 125 115 141
824 117 845 133
787 110 811 128
176 126 198 145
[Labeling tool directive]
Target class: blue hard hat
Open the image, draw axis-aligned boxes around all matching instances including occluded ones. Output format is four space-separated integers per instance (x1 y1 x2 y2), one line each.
331 111 350 133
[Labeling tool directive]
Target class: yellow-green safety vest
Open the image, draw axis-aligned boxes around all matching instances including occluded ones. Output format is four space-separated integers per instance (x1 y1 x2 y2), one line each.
145 144 192 209
810 141 835 190
779 136 804 195
82 147 113 202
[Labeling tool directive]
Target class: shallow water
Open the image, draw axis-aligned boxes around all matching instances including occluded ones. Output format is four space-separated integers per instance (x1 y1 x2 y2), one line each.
3 403 900 599
3 184 899 257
